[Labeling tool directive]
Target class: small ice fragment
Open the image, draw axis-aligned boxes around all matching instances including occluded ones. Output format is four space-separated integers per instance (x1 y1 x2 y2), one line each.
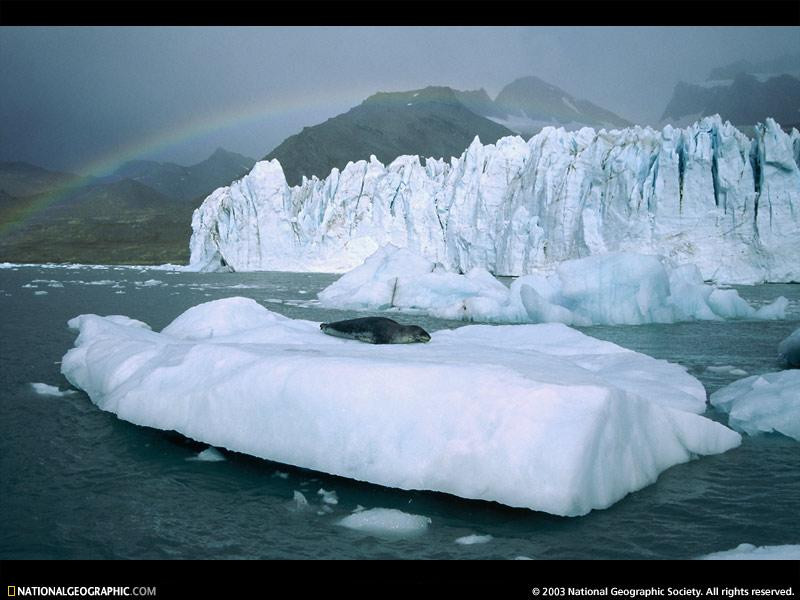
706 365 748 376
30 383 76 397
292 491 309 509
34 290 48 295
337 508 431 535
514 556 534 560
191 447 226 462
455 534 493 545
697 543 800 560
317 488 338 505
272 471 289 479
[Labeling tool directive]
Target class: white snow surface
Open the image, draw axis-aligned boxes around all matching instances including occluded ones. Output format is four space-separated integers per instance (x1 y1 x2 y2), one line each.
318 245 787 326
698 543 800 560
61 297 741 516
337 508 431 535
778 327 800 368
188 116 800 284
710 371 800 441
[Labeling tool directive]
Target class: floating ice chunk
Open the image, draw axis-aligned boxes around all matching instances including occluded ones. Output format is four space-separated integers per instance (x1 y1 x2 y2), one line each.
697 543 800 560
710 371 800 441
455 534 493 545
778 327 800 368
273 471 289 479
61 298 741 516
30 383 76 397
34 290 48 295
513 556 534 560
753 297 789 320
317 488 338 505
188 447 226 462
318 246 786 326
337 508 431 535
291 491 309 510
706 366 748 377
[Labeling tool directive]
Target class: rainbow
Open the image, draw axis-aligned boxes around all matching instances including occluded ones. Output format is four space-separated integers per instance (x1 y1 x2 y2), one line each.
0 87 370 237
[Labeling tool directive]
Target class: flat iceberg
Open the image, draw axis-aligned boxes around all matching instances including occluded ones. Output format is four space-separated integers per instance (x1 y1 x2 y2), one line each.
697 543 800 560
778 327 800 368
61 297 741 516
319 245 787 326
709 371 800 441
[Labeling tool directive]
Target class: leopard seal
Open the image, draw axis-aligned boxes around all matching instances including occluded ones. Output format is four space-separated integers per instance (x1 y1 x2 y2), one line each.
320 317 431 344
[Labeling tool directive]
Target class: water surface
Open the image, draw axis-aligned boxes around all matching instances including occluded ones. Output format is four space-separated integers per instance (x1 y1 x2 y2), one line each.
1 265 797 559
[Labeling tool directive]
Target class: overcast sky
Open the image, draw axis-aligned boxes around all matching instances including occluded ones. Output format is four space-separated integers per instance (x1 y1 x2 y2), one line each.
1 26 798 174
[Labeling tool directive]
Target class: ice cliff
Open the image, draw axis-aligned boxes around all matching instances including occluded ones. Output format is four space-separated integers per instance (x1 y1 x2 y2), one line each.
188 116 800 284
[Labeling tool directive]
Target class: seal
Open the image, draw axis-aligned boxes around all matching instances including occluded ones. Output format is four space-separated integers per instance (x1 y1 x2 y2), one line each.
320 317 431 344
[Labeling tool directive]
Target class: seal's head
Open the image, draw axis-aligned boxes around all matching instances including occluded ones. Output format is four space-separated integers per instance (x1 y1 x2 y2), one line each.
397 325 431 344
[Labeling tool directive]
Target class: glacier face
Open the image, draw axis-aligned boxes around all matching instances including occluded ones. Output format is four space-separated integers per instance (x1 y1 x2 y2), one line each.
188 116 800 284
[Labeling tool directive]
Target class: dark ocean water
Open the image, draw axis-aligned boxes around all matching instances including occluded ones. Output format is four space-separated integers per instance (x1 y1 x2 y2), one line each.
0 265 798 559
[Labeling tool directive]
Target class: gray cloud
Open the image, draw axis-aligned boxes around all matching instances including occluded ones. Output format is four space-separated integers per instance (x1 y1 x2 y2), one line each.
0 26 797 173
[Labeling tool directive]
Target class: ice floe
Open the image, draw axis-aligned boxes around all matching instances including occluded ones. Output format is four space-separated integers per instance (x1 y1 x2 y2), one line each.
61 297 741 516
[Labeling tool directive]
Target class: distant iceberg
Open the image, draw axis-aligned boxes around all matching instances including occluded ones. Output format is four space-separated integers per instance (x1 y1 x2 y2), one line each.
62 297 740 517
188 116 800 284
318 245 787 326
710 370 800 441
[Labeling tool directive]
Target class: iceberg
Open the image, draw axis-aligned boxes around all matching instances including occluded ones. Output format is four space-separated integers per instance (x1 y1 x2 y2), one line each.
61 297 741 517
188 116 800 284
709 371 800 441
319 245 787 326
778 327 800 368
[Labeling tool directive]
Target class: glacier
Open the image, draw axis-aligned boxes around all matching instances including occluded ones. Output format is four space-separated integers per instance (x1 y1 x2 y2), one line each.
318 244 788 326
188 116 800 284
61 297 741 517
